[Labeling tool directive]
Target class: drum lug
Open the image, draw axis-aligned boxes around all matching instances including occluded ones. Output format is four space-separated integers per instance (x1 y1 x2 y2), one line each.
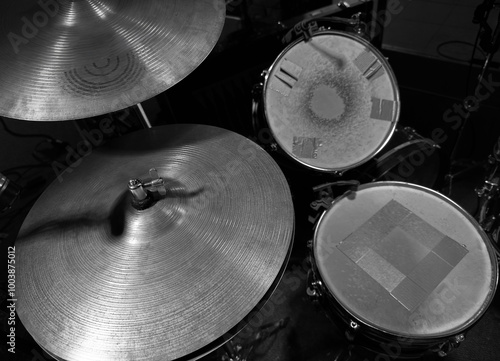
435 333 465 357
306 285 319 298
345 320 360 341
454 334 466 343
251 83 263 99
310 198 334 212
306 270 322 299
403 126 417 140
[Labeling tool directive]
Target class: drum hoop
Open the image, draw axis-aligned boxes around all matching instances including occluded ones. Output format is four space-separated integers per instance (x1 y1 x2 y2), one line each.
373 138 438 165
312 181 499 338
262 30 401 173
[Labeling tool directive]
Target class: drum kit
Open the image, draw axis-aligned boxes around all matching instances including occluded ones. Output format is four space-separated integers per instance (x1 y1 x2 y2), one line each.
2 1 498 360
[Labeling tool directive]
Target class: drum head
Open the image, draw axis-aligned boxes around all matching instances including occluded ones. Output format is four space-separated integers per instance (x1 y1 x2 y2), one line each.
314 182 498 338
264 31 400 172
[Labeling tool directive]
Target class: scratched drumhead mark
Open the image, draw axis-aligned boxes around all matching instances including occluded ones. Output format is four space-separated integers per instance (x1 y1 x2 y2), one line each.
62 52 145 97
269 58 303 97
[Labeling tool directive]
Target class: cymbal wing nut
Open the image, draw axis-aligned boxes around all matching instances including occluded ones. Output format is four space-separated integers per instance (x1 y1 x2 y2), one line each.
128 179 148 201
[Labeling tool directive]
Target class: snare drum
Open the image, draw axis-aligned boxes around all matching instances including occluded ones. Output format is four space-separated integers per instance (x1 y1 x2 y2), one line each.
309 182 498 357
253 30 400 174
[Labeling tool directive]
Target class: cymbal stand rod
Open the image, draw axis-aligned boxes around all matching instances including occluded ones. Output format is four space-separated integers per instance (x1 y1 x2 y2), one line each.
135 103 152 129
445 8 500 196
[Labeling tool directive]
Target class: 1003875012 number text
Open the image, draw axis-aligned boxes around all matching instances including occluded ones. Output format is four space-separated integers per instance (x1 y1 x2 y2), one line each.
7 246 16 354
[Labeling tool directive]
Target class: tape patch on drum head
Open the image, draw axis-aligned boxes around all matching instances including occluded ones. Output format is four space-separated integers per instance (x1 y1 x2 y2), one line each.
371 98 394 122
338 200 469 312
353 50 385 81
292 136 321 159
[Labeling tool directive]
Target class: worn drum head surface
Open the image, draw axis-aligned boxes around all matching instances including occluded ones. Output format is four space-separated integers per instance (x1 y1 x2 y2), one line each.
314 182 498 337
264 31 399 172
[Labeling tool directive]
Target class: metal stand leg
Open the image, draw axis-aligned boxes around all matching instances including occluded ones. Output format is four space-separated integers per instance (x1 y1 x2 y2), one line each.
444 6 500 195
135 103 152 129
220 318 289 361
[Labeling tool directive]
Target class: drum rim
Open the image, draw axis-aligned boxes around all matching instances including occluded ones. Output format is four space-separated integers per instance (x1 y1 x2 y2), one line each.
262 30 401 173
374 139 437 164
372 127 439 166
312 181 499 339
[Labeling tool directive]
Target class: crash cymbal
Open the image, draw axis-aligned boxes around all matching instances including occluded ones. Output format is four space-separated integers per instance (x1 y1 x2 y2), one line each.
16 124 294 361
0 0 225 121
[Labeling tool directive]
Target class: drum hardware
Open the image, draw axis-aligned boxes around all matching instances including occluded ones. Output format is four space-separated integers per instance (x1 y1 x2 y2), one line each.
306 248 323 300
221 340 246 361
128 168 167 210
306 250 362 345
401 126 418 141
350 12 369 38
134 103 153 129
220 318 289 361
306 278 323 299
279 0 372 31
350 126 442 188
251 80 278 153
345 321 361 342
312 180 361 196
338 1 350 10
478 179 499 197
443 98 482 196
475 135 500 259
15 124 295 361
308 182 498 358
281 14 369 46
445 2 500 196
0 172 21 213
306 236 363 347
308 180 360 224
0 0 226 121
433 334 466 358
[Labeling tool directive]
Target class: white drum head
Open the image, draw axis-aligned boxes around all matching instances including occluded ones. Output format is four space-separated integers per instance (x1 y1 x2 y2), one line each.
264 31 400 172
314 182 498 337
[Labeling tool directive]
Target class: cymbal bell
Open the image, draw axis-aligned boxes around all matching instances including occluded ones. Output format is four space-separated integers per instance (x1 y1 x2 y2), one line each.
0 1 225 121
16 124 295 360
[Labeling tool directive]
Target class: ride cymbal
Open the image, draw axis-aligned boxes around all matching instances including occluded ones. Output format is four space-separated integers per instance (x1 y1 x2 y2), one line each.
16 124 295 361
0 0 225 121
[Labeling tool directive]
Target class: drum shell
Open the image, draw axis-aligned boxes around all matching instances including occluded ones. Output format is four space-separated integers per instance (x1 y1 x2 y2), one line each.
308 251 465 358
352 127 441 189
308 181 499 358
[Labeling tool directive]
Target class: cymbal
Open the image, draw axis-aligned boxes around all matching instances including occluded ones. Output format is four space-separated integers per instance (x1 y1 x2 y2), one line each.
16 124 295 361
0 1 225 121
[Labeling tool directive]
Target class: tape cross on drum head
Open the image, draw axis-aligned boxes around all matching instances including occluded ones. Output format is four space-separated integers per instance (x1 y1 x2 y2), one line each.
314 182 498 338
